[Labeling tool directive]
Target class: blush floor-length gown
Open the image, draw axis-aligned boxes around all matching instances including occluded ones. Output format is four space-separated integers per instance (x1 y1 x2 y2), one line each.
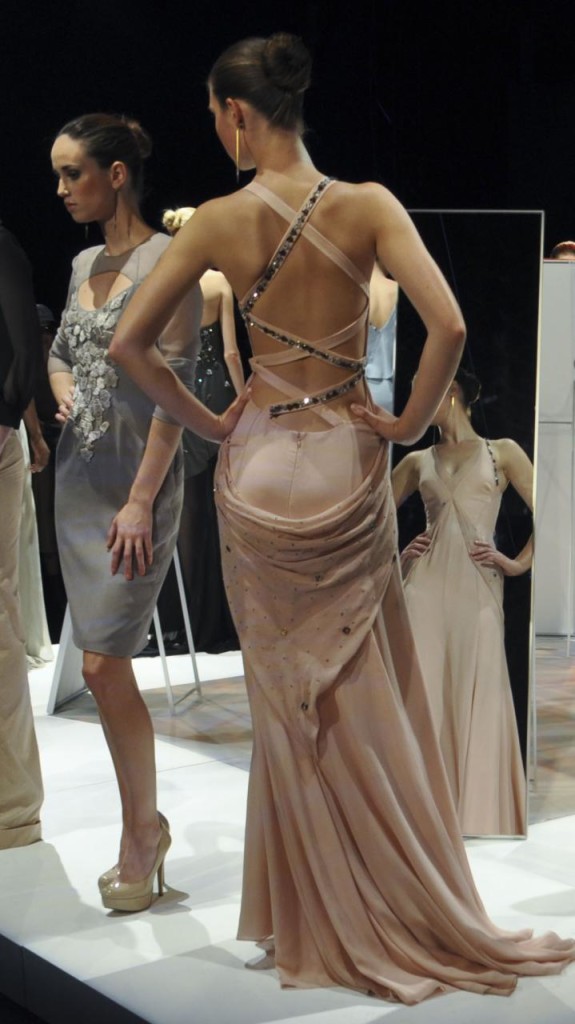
214 178 573 1004
403 441 526 836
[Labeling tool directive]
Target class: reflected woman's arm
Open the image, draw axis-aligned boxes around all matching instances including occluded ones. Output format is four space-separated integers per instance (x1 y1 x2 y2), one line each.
391 451 431 569
392 451 422 507
353 187 466 446
470 438 534 576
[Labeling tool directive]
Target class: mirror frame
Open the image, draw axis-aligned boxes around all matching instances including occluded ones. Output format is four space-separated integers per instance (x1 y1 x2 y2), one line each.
392 208 544 837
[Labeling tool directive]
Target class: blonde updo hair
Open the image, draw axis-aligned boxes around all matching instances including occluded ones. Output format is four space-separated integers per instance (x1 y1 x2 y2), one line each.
162 206 196 236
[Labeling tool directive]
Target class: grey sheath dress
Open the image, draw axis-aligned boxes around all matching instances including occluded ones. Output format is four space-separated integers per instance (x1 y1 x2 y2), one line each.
48 234 199 657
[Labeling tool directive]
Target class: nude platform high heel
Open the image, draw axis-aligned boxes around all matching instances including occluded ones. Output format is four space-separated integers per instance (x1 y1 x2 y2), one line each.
99 815 171 911
98 812 170 891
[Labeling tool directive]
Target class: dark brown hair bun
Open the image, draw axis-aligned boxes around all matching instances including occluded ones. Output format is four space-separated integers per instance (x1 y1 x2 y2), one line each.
261 33 312 95
209 34 312 132
123 117 153 161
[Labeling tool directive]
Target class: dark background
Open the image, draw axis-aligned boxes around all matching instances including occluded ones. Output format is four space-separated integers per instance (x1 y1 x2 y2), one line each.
1 0 575 316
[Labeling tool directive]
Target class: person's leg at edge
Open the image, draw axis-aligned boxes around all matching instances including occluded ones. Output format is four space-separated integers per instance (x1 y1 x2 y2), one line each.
82 651 162 883
0 434 43 849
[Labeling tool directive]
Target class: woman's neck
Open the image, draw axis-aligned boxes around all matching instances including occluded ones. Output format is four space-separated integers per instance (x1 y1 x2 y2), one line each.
99 203 153 256
248 129 316 181
437 415 479 445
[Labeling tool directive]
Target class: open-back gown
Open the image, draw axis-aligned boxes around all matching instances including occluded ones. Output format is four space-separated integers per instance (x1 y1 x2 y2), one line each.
403 441 526 835
214 178 573 1003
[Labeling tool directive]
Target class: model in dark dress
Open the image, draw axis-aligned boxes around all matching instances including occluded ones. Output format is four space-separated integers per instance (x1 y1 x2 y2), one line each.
180 320 238 650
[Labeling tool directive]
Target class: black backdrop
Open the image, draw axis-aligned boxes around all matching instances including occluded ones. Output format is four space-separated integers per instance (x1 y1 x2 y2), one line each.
2 0 575 316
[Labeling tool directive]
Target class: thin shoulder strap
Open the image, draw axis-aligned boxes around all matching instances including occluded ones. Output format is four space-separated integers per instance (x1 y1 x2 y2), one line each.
241 178 334 315
245 180 369 295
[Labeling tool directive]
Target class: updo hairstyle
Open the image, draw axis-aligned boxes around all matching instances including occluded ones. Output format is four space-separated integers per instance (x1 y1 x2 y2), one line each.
162 207 196 236
454 366 481 413
208 33 312 132
55 113 152 200
550 240 575 259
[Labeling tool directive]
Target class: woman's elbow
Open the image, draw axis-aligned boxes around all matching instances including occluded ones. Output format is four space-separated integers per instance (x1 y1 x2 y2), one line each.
108 332 129 365
448 314 466 350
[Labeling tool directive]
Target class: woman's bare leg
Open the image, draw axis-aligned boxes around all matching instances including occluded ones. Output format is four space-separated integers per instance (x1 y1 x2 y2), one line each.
83 651 161 883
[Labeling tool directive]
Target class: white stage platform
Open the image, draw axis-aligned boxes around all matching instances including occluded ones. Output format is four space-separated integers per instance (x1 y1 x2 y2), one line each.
2 651 575 1024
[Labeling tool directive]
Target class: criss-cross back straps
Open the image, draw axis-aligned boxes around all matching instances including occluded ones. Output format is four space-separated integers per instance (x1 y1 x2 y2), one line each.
240 177 369 421
240 179 370 310
240 177 333 315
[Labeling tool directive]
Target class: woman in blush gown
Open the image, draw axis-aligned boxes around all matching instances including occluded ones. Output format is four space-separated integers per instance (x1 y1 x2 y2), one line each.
109 33 574 1005
392 367 530 836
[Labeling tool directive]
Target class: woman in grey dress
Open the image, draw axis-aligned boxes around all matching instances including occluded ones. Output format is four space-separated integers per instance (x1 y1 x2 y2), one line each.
48 114 247 911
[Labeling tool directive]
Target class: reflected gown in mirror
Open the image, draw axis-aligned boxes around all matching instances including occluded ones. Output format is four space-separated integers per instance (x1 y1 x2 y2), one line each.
403 440 526 835
213 179 571 1003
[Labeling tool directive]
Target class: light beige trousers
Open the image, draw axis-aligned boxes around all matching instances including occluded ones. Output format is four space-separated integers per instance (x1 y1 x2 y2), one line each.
0 432 43 848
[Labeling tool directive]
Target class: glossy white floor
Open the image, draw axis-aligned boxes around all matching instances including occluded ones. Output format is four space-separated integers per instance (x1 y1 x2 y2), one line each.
2 651 575 1024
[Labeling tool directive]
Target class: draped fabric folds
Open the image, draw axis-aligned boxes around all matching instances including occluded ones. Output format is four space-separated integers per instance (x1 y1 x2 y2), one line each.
214 406 574 1005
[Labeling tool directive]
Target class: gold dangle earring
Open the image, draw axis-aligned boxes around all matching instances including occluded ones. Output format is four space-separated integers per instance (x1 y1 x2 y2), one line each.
450 394 455 410
113 189 119 232
235 124 242 184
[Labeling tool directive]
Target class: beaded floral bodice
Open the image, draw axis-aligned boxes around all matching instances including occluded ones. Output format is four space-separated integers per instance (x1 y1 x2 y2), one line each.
239 178 370 420
59 289 131 461
49 234 176 462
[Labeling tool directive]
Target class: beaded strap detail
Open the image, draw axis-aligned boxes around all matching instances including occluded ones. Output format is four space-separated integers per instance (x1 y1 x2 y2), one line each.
485 438 500 487
241 176 368 420
248 319 365 372
240 177 333 319
269 368 365 418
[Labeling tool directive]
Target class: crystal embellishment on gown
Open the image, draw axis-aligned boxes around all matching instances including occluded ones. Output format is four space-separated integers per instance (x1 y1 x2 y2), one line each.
241 178 332 318
240 177 366 419
64 293 128 461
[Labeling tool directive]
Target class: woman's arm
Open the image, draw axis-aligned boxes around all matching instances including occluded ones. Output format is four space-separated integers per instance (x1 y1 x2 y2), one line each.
22 399 50 472
471 439 533 576
109 279 201 580
110 203 250 440
49 370 74 423
392 451 431 572
353 186 466 445
107 417 182 581
219 277 244 395
391 451 422 507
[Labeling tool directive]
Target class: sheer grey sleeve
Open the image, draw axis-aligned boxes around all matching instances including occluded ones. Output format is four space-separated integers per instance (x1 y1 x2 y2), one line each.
152 281 203 424
47 259 77 376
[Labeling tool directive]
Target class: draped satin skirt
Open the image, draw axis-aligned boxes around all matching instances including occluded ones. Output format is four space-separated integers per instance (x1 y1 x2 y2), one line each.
214 401 574 1004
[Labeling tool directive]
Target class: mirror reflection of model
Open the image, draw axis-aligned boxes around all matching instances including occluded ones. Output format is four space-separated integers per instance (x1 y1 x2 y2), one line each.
392 366 532 835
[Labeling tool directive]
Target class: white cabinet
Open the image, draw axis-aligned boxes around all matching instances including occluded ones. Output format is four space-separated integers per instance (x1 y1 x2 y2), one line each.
534 262 575 634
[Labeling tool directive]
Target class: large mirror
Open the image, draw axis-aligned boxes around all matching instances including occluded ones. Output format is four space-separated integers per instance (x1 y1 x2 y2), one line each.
391 210 543 837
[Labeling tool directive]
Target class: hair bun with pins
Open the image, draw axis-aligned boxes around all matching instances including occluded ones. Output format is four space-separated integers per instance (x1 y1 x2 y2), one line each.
262 33 312 95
